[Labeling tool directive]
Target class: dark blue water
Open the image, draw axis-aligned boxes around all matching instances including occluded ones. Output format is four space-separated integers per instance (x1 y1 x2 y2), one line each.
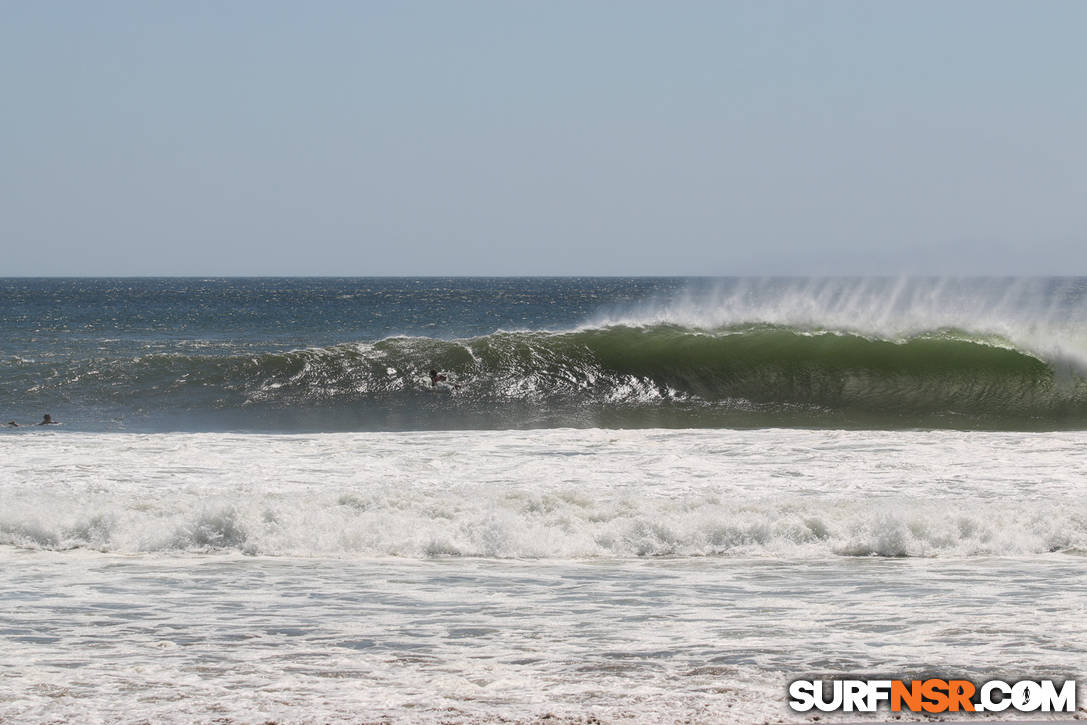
1 278 681 359
3 277 1086 432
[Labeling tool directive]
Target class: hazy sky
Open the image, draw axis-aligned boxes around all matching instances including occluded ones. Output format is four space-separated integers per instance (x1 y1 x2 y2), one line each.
3 1 1086 276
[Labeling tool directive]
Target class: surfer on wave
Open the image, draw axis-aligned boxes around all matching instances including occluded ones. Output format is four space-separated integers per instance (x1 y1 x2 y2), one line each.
429 369 460 390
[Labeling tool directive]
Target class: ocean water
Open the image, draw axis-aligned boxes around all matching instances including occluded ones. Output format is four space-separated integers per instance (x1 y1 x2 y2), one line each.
1 278 1086 723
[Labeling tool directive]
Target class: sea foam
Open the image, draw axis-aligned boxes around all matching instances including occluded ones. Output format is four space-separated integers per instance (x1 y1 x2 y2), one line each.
2 428 1084 559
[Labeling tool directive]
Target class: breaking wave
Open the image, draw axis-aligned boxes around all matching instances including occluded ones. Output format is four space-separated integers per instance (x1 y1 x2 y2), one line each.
5 278 1087 430
7 323 1087 430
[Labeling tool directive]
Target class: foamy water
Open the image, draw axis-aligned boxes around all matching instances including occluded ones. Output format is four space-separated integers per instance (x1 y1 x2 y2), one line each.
2 429 1086 558
2 428 1085 722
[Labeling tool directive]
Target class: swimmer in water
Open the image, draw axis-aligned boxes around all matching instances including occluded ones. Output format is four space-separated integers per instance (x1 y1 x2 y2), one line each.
38 414 58 425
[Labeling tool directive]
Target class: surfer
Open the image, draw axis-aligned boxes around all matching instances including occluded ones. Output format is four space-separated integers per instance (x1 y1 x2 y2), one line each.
429 369 460 390
38 414 58 425
5 421 17 427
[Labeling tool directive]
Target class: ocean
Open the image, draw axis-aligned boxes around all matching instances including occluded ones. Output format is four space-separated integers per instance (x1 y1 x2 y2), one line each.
1 277 1085 723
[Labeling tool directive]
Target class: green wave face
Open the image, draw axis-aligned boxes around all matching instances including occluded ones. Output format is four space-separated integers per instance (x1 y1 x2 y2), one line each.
450 325 1075 421
573 325 1057 409
9 325 1087 430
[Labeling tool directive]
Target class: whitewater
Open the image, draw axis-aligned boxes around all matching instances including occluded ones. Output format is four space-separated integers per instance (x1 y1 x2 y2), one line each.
2 278 1086 723
3 428 1086 723
3 429 1086 559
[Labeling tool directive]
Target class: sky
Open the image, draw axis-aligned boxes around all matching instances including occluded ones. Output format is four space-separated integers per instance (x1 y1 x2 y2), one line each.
2 0 1086 276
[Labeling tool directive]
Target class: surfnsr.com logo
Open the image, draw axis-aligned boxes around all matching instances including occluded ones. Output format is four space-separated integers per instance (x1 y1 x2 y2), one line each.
788 679 1077 713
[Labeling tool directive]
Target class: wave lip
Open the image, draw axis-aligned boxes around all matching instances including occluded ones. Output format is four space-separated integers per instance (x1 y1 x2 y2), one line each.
590 277 1087 359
